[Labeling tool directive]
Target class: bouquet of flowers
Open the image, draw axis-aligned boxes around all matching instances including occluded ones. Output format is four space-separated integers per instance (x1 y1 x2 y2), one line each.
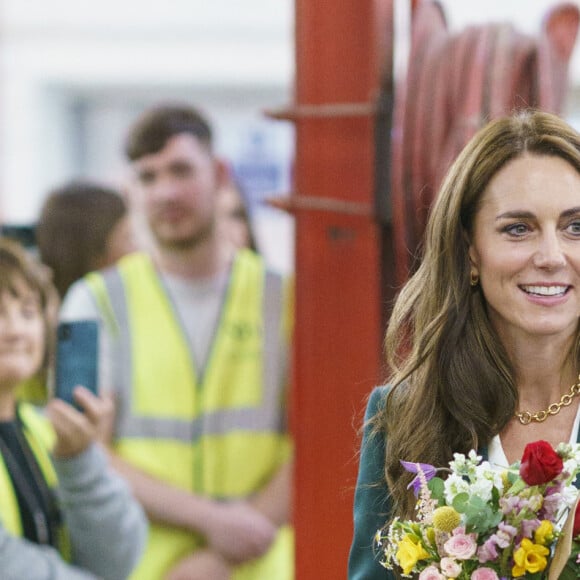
375 440 580 579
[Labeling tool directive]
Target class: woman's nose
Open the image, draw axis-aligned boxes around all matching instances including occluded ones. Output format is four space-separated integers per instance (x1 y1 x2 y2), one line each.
532 233 566 270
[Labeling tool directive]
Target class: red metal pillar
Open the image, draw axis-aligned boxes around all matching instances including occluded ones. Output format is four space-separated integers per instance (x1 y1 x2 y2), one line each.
291 1 392 577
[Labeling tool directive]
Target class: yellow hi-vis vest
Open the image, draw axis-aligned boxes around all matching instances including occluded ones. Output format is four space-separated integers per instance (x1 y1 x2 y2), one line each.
0 403 71 560
86 250 293 580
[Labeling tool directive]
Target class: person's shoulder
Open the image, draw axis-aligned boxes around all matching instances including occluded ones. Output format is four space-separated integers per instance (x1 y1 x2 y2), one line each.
365 385 391 419
60 278 99 320
108 251 151 276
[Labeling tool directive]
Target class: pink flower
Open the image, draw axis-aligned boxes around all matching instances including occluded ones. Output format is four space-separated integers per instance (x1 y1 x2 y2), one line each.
418 565 445 579
471 567 499 580
440 557 462 578
444 530 477 560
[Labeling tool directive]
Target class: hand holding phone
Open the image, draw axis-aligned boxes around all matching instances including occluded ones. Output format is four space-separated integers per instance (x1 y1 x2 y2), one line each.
47 386 114 458
54 320 99 409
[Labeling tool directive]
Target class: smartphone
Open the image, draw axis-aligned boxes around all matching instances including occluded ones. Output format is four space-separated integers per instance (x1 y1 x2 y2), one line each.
1 224 38 257
54 320 99 409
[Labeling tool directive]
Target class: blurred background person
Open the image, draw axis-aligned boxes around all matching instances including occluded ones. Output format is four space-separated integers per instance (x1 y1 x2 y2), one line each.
61 104 293 580
36 180 137 299
0 238 147 579
216 178 259 255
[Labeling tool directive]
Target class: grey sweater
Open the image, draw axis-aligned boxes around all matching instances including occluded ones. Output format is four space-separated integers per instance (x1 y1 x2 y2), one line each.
0 444 147 580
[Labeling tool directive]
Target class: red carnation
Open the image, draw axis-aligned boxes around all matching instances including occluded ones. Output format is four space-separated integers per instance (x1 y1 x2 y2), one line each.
574 501 580 538
519 440 564 486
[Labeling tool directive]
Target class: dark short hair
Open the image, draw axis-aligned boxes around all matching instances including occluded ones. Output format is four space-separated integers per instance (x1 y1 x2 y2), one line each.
125 104 213 161
36 180 127 298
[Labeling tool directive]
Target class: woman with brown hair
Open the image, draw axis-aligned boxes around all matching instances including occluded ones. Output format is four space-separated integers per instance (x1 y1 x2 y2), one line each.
349 110 580 578
0 238 146 578
36 181 136 298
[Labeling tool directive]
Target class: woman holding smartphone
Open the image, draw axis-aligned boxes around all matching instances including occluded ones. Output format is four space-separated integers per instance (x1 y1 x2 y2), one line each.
0 238 147 579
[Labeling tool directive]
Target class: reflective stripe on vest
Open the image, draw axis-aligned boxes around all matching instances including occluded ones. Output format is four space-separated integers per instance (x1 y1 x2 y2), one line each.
0 404 71 560
87 250 290 495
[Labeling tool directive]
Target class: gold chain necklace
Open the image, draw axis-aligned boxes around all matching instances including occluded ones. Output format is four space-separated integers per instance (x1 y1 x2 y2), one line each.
515 374 580 425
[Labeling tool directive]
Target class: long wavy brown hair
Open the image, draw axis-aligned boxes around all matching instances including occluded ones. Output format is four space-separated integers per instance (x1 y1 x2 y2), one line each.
382 109 580 520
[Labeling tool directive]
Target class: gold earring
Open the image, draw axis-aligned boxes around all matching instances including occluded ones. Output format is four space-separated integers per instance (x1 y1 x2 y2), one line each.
470 270 479 287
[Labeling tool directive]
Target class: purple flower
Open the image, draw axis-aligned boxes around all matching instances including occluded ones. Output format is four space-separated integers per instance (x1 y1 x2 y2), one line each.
477 538 499 563
541 486 563 520
400 460 437 496
500 496 522 515
520 518 541 539
478 521 517 563
495 522 517 548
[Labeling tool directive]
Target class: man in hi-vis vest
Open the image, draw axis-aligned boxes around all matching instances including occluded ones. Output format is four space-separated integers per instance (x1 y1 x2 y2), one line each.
61 105 294 580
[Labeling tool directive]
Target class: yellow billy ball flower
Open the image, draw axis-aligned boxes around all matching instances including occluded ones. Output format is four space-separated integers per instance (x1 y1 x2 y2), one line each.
533 520 554 546
512 538 550 577
396 534 430 575
432 506 461 533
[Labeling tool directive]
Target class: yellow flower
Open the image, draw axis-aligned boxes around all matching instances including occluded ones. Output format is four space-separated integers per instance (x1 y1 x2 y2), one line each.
533 520 554 546
500 470 511 489
512 538 550 577
432 506 461 532
426 526 436 545
396 534 430 575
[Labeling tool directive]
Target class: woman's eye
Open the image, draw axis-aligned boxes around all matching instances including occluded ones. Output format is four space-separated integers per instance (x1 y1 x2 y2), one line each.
20 300 41 319
566 220 580 234
504 223 529 236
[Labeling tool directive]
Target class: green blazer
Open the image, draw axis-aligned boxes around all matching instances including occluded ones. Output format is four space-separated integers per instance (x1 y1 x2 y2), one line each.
348 386 393 579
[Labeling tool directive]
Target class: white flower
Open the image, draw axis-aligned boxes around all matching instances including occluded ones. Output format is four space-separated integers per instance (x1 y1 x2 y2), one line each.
559 442 580 465
444 473 470 504
440 557 462 578
563 458 580 479
469 475 495 502
449 453 467 474
467 449 482 464
474 462 504 494
561 486 580 511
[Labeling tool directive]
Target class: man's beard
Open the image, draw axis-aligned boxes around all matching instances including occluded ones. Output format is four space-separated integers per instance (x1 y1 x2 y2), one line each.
152 217 215 252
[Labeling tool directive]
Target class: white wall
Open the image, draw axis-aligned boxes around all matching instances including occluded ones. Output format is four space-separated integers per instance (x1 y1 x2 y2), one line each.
1 0 294 215
0 0 295 271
